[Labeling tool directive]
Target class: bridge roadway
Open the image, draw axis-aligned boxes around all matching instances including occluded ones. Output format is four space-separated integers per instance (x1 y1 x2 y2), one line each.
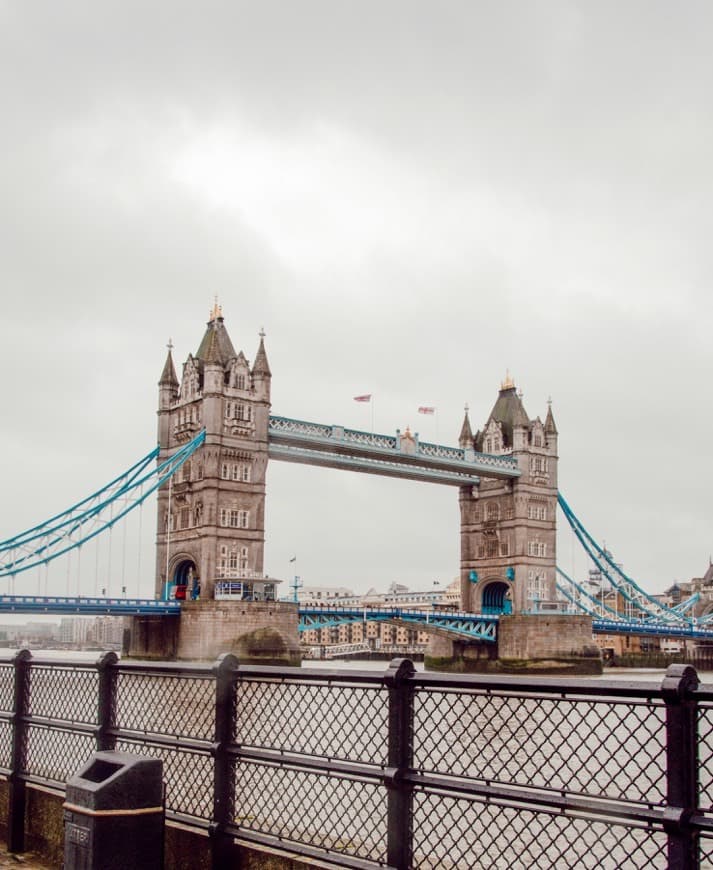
1 596 711 643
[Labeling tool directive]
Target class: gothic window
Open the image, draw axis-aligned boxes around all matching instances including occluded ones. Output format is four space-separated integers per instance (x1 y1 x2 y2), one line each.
237 374 246 390
486 502 500 521
241 465 251 482
486 539 498 557
221 463 229 480
240 547 248 570
533 434 542 447
503 503 514 520
181 461 191 482
499 541 509 556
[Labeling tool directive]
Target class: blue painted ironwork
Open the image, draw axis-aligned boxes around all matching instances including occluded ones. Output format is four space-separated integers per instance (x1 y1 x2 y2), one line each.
0 594 180 616
0 430 206 579
298 606 499 642
557 492 694 627
268 414 520 485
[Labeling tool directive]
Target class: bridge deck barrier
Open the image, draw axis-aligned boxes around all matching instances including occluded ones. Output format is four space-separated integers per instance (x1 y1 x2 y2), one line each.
0 652 712 868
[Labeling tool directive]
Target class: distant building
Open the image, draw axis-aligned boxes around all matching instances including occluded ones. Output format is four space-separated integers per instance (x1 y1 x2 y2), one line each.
299 579 461 651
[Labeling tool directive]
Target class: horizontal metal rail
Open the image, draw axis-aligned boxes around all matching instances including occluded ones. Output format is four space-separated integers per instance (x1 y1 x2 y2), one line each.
0 652 709 869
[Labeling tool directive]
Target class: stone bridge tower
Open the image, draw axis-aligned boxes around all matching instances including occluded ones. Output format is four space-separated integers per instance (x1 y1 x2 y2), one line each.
155 304 271 601
458 375 559 615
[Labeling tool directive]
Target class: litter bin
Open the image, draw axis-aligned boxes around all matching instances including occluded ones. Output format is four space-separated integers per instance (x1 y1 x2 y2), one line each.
63 751 164 869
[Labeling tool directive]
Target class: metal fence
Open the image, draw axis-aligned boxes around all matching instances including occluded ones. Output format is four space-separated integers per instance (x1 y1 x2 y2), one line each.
1 651 712 869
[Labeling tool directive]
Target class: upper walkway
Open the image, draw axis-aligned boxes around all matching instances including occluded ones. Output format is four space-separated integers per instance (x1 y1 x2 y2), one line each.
267 415 521 486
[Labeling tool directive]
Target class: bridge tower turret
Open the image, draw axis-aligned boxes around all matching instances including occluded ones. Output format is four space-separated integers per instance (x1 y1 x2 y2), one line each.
459 375 558 615
154 303 271 601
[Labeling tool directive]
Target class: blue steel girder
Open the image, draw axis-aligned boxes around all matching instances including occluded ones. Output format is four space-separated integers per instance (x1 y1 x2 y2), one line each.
592 618 713 641
298 607 499 642
268 415 520 485
0 595 181 616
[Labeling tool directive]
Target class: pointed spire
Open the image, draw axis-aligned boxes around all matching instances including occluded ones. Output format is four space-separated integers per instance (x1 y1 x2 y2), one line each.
459 404 473 447
252 327 271 377
196 303 237 365
544 396 558 435
159 338 179 386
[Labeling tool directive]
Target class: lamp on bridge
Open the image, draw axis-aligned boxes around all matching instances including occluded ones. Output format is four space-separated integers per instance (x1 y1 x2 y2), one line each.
469 571 478 584
505 567 515 581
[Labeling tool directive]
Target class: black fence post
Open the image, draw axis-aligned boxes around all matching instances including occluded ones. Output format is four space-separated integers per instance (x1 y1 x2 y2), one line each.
96 651 118 752
210 653 238 870
7 649 31 854
385 657 415 870
662 663 700 869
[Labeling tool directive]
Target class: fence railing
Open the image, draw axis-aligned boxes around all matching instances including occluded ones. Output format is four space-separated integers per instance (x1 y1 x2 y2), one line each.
1 651 713 868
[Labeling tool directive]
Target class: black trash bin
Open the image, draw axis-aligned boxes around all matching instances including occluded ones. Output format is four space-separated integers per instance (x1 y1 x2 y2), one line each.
63 751 164 870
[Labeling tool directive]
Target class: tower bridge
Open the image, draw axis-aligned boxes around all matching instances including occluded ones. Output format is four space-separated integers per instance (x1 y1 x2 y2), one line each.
0 303 699 670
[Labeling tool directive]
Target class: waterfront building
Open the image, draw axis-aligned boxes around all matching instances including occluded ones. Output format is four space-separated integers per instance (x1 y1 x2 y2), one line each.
299 579 461 651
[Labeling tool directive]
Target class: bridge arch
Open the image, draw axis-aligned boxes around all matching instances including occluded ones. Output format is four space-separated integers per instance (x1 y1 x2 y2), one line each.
471 578 512 615
166 553 199 600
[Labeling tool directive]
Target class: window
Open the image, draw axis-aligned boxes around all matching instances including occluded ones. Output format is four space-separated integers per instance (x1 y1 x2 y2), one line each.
527 569 545 601
528 500 547 521
499 541 509 556
237 374 247 390
221 463 229 480
530 456 548 474
528 541 547 557
241 465 251 482
486 502 500 521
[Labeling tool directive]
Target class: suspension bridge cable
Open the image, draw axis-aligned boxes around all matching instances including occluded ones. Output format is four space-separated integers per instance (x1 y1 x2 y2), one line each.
0 430 205 578
557 492 689 625
555 566 621 619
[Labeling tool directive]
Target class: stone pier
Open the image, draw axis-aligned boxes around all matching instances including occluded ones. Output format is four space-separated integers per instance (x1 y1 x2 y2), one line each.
425 614 602 675
125 600 301 665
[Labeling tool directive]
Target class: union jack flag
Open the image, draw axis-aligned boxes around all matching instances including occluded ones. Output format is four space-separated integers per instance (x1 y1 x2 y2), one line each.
353 394 372 402
418 406 436 415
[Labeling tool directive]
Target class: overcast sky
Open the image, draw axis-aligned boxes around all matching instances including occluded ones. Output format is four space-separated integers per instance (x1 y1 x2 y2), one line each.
1 1 711 599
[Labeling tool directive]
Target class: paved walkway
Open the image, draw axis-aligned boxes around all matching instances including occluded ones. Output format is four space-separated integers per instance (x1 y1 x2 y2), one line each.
0 852 53 868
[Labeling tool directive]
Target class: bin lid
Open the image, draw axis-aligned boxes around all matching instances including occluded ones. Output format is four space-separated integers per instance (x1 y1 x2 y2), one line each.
66 751 163 811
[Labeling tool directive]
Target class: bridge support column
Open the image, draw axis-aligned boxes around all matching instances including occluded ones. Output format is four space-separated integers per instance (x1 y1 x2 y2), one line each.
497 615 602 674
424 616 602 674
424 635 497 673
124 601 301 665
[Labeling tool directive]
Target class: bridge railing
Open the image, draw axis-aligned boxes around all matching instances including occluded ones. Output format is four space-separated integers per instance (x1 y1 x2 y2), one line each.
0 652 712 869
